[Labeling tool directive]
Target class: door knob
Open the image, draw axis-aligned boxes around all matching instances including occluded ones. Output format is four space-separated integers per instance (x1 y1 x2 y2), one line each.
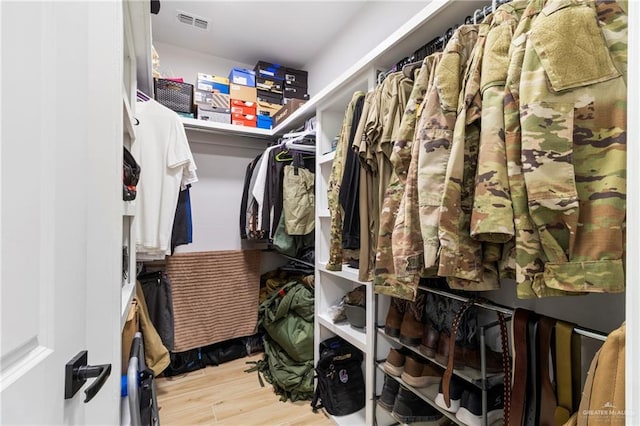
64 350 112 403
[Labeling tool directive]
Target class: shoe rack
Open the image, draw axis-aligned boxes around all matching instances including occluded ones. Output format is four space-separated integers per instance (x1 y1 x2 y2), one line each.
373 286 609 426
375 291 506 426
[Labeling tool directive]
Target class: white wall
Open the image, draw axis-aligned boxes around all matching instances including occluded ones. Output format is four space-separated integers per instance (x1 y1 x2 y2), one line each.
303 1 426 95
154 41 253 86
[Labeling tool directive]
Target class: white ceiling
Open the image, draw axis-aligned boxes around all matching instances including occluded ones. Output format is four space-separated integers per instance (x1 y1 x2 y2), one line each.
151 1 369 68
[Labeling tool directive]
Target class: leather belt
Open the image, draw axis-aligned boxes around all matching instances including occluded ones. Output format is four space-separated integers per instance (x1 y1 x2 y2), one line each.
498 312 512 425
524 313 539 426
510 308 531 426
554 321 581 424
537 316 557 426
442 298 476 407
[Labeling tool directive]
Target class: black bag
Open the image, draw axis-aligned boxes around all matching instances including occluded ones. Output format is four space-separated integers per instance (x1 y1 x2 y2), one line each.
162 348 204 377
123 146 141 201
311 336 365 416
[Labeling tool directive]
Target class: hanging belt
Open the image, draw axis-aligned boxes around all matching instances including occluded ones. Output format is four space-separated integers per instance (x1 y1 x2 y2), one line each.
510 308 531 426
537 316 558 426
554 321 581 424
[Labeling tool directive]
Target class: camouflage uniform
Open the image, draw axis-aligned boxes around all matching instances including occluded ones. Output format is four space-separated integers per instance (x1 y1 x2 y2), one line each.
413 25 479 275
470 1 529 283
518 0 626 294
357 73 413 282
392 54 442 285
375 59 436 300
470 0 528 249
326 91 365 271
437 19 501 291
503 0 564 298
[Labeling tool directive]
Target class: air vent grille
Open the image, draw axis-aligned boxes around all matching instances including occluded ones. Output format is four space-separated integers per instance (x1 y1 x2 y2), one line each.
177 11 209 31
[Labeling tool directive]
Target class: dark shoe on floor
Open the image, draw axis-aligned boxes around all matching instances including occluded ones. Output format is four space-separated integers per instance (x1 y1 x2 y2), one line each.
383 348 406 377
434 375 466 413
378 374 400 412
385 298 405 338
419 322 440 358
392 386 443 423
435 333 464 369
400 355 442 388
455 384 504 426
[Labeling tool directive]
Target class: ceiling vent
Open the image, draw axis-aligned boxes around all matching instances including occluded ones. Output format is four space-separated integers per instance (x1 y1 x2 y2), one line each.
177 11 209 31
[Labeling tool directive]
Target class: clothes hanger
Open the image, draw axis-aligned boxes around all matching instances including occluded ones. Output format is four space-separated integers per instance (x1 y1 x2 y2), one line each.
402 60 422 79
274 149 315 162
136 89 151 102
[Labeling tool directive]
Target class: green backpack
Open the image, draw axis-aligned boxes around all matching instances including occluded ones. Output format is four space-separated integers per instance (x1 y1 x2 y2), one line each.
247 280 315 402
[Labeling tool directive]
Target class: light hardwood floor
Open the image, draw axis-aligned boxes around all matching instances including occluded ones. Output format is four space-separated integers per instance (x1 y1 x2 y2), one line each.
156 354 334 426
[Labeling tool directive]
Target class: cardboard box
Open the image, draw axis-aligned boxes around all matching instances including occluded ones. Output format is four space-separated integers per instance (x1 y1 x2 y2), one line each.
229 83 257 103
197 104 230 123
273 99 306 127
284 68 308 86
256 100 282 117
257 115 273 130
283 85 309 100
256 77 283 93
230 99 257 116
228 67 256 87
195 91 230 112
232 112 257 127
197 73 230 94
257 89 282 105
254 61 285 81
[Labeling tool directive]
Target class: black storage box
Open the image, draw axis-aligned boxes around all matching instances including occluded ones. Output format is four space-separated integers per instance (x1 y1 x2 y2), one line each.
257 89 283 105
254 61 285 81
284 68 308 86
283 85 309 100
154 79 194 113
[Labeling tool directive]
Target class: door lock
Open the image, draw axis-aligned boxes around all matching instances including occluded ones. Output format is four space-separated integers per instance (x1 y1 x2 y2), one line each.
64 351 111 403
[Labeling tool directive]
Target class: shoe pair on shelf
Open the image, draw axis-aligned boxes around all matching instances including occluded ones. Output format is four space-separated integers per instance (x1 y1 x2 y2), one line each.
378 374 444 424
434 375 504 426
385 296 506 375
383 348 442 388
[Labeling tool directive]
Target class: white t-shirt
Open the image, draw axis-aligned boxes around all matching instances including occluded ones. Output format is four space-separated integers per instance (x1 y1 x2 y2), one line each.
133 100 197 257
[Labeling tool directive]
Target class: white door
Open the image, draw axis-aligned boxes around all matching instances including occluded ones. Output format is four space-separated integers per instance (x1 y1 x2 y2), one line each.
1 1 123 424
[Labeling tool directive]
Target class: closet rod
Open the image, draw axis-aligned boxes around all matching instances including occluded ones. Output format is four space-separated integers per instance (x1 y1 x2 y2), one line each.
417 285 513 316
417 285 608 341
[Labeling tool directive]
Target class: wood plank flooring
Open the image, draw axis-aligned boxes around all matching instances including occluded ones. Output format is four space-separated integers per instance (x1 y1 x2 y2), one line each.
156 354 334 426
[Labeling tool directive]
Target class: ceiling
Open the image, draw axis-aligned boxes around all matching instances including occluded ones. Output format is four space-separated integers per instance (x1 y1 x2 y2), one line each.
151 1 369 68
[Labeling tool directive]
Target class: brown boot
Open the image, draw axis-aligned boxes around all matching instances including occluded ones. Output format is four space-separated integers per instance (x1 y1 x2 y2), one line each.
435 333 464 369
400 294 425 346
419 322 440 358
384 297 405 338
400 355 442 388
383 348 406 377
462 345 506 374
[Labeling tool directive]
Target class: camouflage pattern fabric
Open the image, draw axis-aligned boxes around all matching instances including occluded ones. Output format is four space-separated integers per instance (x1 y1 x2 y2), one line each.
326 92 365 271
375 59 435 300
415 25 479 274
471 1 529 282
437 19 501 291
503 0 562 298
518 0 626 294
392 54 442 281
